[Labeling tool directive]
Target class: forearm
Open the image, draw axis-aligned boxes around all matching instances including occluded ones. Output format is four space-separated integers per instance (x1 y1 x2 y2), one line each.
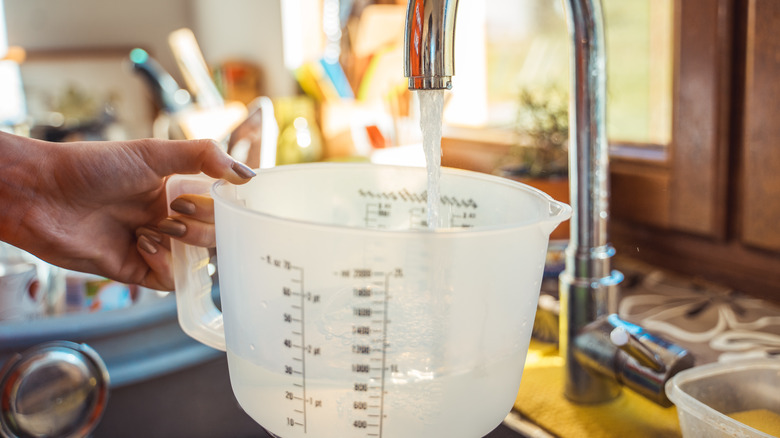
0 132 56 253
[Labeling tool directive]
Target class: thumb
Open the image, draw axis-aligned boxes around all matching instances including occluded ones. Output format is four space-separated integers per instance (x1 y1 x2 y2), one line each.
141 138 256 184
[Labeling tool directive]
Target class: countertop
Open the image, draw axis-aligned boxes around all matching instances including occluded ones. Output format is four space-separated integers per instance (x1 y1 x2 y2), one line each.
512 253 780 438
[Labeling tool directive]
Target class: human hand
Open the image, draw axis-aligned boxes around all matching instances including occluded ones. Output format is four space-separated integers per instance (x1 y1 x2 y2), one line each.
0 132 255 290
135 192 218 291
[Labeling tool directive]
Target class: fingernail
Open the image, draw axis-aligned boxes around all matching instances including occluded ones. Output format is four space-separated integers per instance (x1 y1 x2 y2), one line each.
231 161 256 179
158 218 187 237
170 198 197 215
137 235 158 254
136 227 163 243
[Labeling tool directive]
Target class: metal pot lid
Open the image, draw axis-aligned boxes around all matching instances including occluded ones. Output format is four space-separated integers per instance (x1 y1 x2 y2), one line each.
0 341 110 438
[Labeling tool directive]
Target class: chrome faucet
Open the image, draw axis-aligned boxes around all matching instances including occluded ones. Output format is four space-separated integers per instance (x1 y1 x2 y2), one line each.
403 0 693 405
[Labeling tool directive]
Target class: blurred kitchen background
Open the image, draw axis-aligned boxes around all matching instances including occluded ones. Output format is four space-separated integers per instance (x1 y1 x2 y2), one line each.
1 0 779 437
2 0 777 299
1 0 673 148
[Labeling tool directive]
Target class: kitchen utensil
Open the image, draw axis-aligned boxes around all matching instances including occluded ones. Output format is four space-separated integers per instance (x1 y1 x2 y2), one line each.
128 48 191 114
168 163 570 438
168 28 224 109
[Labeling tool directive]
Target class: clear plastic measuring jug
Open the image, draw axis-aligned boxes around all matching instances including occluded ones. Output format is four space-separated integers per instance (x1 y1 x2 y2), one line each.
168 163 571 438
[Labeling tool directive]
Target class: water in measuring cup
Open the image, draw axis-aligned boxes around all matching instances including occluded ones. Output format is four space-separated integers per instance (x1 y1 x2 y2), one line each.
417 90 445 228
226 348 525 438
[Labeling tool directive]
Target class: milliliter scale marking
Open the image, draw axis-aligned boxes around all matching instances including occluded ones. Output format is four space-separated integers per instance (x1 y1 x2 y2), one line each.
350 269 399 438
274 254 397 437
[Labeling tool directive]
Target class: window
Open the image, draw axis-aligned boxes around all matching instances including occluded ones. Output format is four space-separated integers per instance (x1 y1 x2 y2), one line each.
466 0 674 145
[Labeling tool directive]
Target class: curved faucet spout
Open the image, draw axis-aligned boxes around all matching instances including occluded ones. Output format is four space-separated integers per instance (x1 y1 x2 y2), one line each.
404 0 459 90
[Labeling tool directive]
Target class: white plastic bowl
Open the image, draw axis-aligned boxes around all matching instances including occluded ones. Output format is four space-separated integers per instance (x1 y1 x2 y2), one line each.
666 359 780 437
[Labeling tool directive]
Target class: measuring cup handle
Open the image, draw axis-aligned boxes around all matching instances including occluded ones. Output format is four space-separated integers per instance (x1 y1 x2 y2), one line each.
166 174 226 351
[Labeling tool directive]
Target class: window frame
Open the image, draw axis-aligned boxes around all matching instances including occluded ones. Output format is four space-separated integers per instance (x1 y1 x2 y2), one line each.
611 0 780 302
610 0 733 238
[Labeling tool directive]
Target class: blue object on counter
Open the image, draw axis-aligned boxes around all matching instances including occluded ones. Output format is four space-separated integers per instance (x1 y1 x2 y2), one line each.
319 58 355 99
0 292 220 388
543 240 568 278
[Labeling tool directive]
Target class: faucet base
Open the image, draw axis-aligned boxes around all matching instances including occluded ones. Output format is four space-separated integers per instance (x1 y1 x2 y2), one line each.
563 369 622 405
559 269 623 404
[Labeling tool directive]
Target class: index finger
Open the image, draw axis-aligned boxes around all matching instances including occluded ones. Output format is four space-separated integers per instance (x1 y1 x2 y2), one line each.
136 138 256 184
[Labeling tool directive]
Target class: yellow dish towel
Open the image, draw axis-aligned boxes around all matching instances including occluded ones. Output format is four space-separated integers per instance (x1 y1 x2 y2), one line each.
514 341 682 437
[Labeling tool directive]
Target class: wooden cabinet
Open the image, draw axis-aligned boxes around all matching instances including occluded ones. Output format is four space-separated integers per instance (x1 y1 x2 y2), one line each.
610 0 780 302
739 0 780 252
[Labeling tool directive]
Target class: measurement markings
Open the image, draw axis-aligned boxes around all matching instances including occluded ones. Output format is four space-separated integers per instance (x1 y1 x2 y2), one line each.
279 261 308 434
294 266 307 433
377 273 391 438
349 271 395 437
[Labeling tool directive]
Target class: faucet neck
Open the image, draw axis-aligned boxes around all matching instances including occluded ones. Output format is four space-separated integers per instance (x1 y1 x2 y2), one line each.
559 0 625 404
404 0 459 90
564 0 610 256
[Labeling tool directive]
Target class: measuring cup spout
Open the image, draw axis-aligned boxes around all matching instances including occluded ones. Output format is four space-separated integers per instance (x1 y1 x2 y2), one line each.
540 200 572 236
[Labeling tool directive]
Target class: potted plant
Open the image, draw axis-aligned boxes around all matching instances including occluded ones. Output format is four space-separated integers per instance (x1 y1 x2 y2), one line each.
498 85 570 239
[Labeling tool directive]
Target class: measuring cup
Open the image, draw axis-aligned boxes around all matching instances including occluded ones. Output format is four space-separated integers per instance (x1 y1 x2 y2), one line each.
168 163 570 438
